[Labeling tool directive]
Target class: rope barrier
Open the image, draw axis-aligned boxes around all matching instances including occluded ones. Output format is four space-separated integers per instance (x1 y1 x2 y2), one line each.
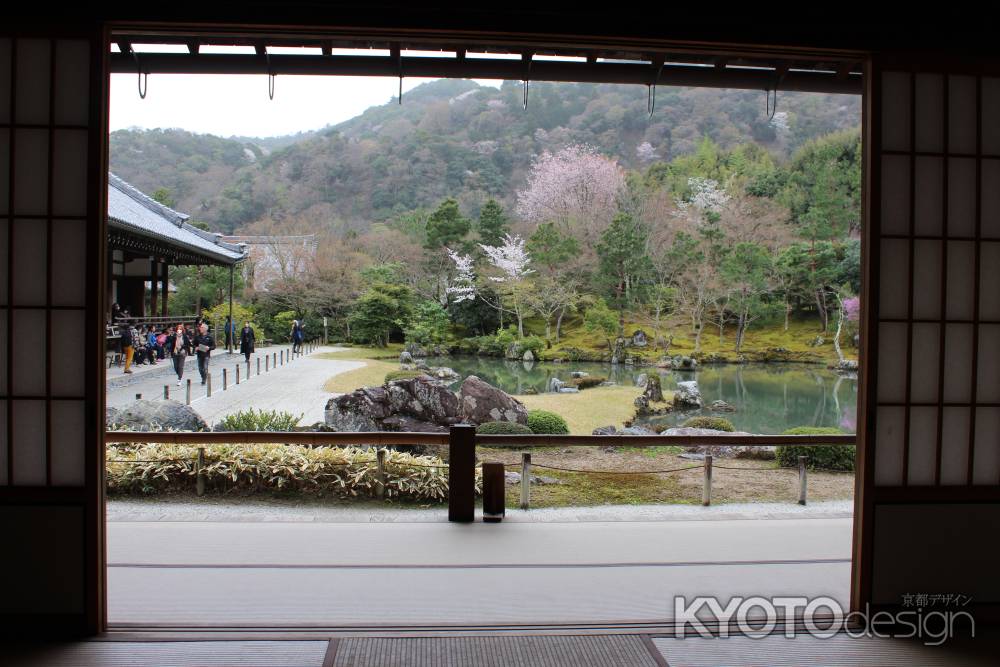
529 462 703 475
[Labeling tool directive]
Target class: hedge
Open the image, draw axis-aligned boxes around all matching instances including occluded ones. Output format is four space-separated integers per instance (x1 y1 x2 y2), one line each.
384 369 427 383
681 416 735 432
476 421 533 435
215 408 302 432
776 427 855 472
527 410 569 434
106 443 479 501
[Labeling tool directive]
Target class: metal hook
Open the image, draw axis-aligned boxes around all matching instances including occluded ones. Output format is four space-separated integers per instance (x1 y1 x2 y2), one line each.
266 52 275 100
765 87 777 120
133 51 147 99
397 48 403 105
648 60 665 119
522 54 533 111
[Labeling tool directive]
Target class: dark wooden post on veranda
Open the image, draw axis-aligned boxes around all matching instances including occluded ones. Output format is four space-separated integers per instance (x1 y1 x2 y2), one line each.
448 425 476 522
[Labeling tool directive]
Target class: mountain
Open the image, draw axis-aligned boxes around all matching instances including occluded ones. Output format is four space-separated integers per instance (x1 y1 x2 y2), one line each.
109 79 860 234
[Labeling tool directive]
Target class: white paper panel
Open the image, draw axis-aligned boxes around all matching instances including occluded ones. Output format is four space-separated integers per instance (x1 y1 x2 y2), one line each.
946 241 976 320
909 323 940 403
53 40 90 126
875 406 905 486
0 219 7 307
907 407 938 485
983 159 1000 239
911 240 941 319
0 309 6 395
50 399 84 486
50 309 84 396
914 157 943 236
12 219 46 305
12 129 48 216
914 74 944 154
0 39 10 125
0 129 8 212
949 75 978 155
940 407 970 486
980 242 1000 320
880 155 910 235
0 400 6 485
877 323 908 403
879 239 909 319
948 158 976 237
982 78 1000 156
943 324 973 403
51 220 86 307
12 399 46 485
972 407 1000 485
51 130 88 217
882 72 911 152
11 309 45 396
976 324 1000 402
15 39 50 125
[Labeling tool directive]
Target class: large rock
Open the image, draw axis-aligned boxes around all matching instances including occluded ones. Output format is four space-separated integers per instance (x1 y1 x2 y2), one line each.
548 377 565 393
522 349 535 362
325 375 461 431
404 342 428 358
458 375 529 425
673 380 703 408
106 399 208 431
643 374 664 402
399 350 414 365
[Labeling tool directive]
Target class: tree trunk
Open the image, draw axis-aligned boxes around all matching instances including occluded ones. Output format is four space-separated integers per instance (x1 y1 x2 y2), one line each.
555 307 565 341
693 321 703 354
816 289 829 332
833 297 846 364
784 297 791 331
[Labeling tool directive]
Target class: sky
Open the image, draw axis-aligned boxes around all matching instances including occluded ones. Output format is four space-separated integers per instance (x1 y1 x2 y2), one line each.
110 73 501 138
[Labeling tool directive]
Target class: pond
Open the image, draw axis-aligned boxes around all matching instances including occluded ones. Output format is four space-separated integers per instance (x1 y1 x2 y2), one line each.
425 356 857 435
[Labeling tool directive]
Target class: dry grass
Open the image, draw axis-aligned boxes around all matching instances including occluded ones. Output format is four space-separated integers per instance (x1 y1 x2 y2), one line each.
515 385 657 434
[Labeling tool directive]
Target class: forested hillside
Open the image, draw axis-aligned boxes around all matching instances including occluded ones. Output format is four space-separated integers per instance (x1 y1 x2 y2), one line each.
110 79 859 235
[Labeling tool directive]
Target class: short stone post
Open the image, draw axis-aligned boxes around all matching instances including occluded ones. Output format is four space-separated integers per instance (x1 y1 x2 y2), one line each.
185 379 191 405
265 355 269 372
376 449 387 500
163 385 169 400
702 454 713 506
235 364 240 385
196 447 206 496
246 360 251 380
207 373 212 397
272 352 276 368
520 452 531 510
798 455 808 505
222 367 227 391
257 357 261 376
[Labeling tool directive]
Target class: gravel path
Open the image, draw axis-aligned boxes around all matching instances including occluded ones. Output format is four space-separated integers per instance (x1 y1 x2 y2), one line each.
106 345 360 426
107 496 853 523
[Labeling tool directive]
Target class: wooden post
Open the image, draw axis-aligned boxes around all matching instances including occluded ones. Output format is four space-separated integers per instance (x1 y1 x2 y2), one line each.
520 452 531 510
235 364 240 385
247 360 251 381
135 393 142 400
376 449 386 500
163 385 169 400
272 352 276 368
196 447 205 496
798 455 808 505
265 355 269 372
257 357 261 375
281 350 284 365
185 379 191 405
702 454 713 506
222 367 227 391
448 424 476 522
207 373 212 397
482 462 505 522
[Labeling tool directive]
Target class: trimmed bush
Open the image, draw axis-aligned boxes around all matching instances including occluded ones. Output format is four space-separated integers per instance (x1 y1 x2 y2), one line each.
384 369 427 383
570 375 607 389
476 421 533 435
216 408 302 432
776 427 854 471
527 410 570 434
681 416 735 432
106 443 477 501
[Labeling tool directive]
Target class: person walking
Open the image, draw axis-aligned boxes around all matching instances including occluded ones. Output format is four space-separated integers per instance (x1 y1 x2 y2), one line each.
239 321 255 364
120 322 135 374
291 319 304 354
166 323 192 386
224 316 233 351
193 322 216 386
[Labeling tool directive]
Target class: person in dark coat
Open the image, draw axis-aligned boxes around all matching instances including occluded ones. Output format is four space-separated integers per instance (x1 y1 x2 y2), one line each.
239 321 256 363
193 323 216 385
166 323 193 386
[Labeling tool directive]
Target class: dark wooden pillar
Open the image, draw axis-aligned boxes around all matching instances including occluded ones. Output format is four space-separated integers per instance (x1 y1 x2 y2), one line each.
448 425 476 522
160 261 169 318
149 258 158 319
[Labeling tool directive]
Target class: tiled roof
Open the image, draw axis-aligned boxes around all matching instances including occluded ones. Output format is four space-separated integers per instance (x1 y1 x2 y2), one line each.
107 172 247 265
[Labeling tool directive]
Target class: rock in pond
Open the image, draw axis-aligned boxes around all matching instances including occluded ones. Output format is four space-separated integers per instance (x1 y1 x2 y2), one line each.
458 375 529 425
673 380 703 408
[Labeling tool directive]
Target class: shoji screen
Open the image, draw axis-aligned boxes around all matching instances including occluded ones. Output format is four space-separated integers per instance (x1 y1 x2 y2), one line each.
0 29 105 635
862 60 1000 609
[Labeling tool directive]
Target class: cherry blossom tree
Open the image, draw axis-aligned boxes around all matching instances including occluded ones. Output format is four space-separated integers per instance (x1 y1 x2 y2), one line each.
516 144 627 242
446 234 534 337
